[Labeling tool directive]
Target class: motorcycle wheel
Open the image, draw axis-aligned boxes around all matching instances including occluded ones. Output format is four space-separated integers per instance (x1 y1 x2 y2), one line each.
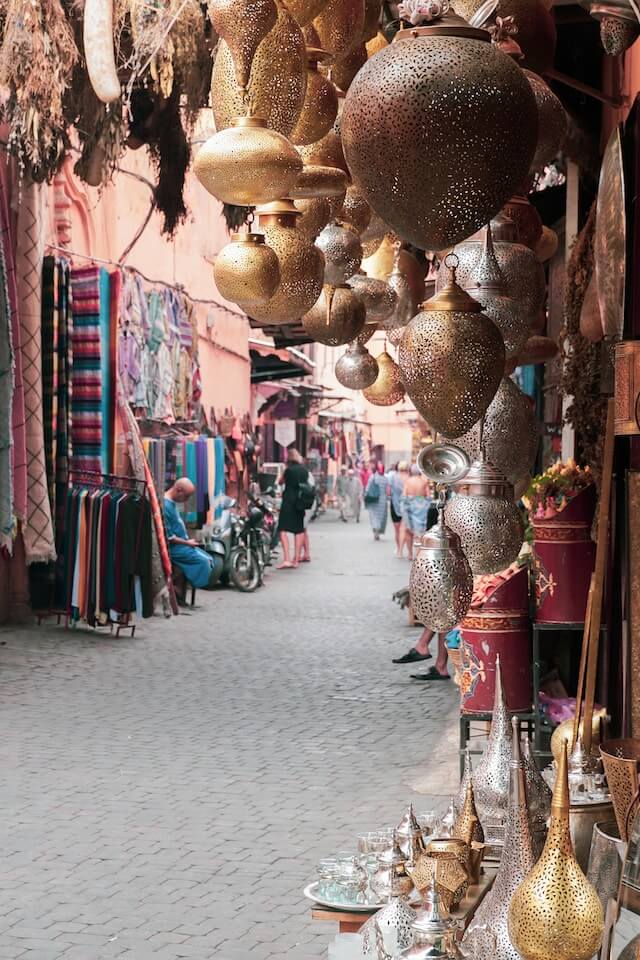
229 546 261 593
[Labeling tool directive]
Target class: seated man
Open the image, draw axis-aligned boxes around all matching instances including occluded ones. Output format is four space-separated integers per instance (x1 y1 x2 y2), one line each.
164 478 222 592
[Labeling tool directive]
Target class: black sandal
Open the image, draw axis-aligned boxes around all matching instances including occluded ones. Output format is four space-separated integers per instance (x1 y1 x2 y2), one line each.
392 649 432 664
410 667 451 681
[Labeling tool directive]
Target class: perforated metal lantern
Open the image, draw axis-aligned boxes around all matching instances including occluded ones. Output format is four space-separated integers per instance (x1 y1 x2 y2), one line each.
363 235 426 307
444 458 524 575
290 47 339 146
302 284 366 344
290 163 348 200
410 505 473 635
213 232 281 305
338 184 372 235
525 70 567 174
294 197 332 239
363 349 405 405
348 272 397 323
208 0 277 94
335 340 379 388
452 0 556 73
399 260 505 438
282 0 327 26
501 193 543 251
472 656 511 847
341 16 537 251
312 0 365 57
590 0 640 53
382 242 420 335
316 222 363 284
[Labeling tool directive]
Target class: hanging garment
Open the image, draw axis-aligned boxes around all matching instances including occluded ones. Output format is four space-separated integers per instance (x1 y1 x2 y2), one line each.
274 419 296 450
99 268 112 474
185 440 198 523
207 437 215 525
0 233 14 552
54 261 73 544
71 265 103 474
41 257 59 514
196 438 208 521
214 436 225 519
17 180 56 564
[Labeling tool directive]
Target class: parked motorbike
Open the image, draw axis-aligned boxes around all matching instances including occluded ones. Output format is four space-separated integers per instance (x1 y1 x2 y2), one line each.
208 495 264 592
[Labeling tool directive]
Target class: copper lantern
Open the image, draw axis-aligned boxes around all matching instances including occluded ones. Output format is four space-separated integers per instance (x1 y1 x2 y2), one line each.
363 349 405 405
302 284 366 344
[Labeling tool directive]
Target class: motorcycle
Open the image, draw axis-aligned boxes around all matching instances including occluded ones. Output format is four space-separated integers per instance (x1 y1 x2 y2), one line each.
208 495 263 592
248 485 279 567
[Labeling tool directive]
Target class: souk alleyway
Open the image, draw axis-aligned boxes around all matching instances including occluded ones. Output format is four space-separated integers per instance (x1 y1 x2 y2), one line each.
0 516 459 960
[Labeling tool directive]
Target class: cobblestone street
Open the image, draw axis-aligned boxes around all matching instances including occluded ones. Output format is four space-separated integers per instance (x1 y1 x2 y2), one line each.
0 515 459 960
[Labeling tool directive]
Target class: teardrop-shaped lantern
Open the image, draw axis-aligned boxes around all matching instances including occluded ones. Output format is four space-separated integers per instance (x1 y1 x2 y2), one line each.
208 0 277 94
290 47 339 145
335 340 379 389
364 234 426 307
472 656 512 848
302 284 366 344
360 212 388 257
444 377 539 485
211 4 307 136
363 349 405 405
316 222 363 284
465 717 537 960
590 1 640 54
508 743 604 960
341 15 537 251
501 194 543 251
245 200 324 323
329 43 368 92
399 259 505 438
444 457 525 575
348 272 397 323
214 232 281 305
382 242 420 336
294 197 332 239
338 184 372 235
312 0 365 58
409 500 473 633
524 70 566 174
452 0 556 73
455 748 473 814
194 117 302 205
282 0 327 26
453 780 485 846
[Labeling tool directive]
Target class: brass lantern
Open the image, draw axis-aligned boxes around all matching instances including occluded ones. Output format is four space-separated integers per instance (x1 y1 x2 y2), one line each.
383 241 420 336
294 197 332 239
501 194 543 251
312 0 366 58
348 272 397 323
472 656 512 847
363 349 405 405
208 0 277 94
410 500 473 634
341 14 538 251
245 200 325 323
329 43 368 93
335 340 379 389
338 184 372 235
316 222 363 284
364 235 426 308
290 164 348 200
299 127 349 175
302 284 366 344
194 117 302 205
290 47 339 146
535 225 559 263
399 258 505 438
444 456 525 576
214 233 280 305
452 0 556 73
356 322 378 345
211 3 307 136
282 0 327 26
524 70 566 174
590 0 640 54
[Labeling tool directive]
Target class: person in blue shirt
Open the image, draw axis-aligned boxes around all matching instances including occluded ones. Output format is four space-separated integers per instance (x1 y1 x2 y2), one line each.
164 478 221 590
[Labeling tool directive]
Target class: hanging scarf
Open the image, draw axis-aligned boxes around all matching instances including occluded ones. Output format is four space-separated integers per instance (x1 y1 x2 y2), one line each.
41 257 59 514
70 265 103 474
0 236 14 552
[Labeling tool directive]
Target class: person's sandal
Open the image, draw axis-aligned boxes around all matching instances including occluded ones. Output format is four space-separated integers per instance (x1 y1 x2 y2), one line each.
392 648 432 664
410 667 451 681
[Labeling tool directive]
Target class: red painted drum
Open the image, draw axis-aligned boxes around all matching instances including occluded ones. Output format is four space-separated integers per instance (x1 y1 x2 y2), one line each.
532 484 597 624
459 567 531 715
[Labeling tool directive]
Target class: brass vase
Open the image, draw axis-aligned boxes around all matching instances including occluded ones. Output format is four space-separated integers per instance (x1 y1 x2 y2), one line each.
335 340 379 389
524 70 566 174
399 262 504 438
208 0 277 94
290 48 339 146
453 781 485 846
341 16 537 251
316 222 363 285
507 743 604 960
348 272 397 323
213 233 281 305
409 503 473 633
472 656 512 847
194 117 302 205
363 349 405 405
294 197 332 239
246 200 325 323
465 717 537 960
312 0 365 58
302 284 366 345
501 195 543 251
338 184 372 235
211 3 307 136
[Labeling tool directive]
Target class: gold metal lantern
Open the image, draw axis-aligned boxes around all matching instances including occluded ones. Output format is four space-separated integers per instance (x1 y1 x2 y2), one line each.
501 194 543 251
194 117 302 205
356 322 378 345
211 4 307 136
524 70 567 174
329 43 368 92
383 241 420 337
299 127 349 174
452 0 557 73
341 15 538 251
335 340 379 389
290 164 348 200
208 0 277 94
282 0 327 26
453 781 485 846
302 284 366 344
535 225 559 263
294 197 332 239
348 272 397 323
508 743 604 960
399 258 505 438
312 0 366 58
316 222 363 284
213 233 281 305
290 48 339 146
364 235 425 306
338 184 372 235
363 349 405 405
245 200 325 324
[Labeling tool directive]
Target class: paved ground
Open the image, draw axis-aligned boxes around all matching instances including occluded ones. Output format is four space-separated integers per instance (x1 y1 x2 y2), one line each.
0 513 459 960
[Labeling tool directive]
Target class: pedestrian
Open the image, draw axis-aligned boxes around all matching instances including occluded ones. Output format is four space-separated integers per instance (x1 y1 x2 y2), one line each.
276 448 313 569
364 461 388 540
388 460 410 558
299 465 315 562
360 458 374 491
346 467 363 522
336 464 349 522
164 478 223 597
392 625 452 680
402 465 432 561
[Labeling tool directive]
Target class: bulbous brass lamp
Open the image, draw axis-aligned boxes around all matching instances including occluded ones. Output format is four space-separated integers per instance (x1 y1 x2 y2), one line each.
302 284 366 344
335 340 379 389
363 349 405 405
290 47 339 146
316 222 363 285
213 233 280 305
208 0 277 95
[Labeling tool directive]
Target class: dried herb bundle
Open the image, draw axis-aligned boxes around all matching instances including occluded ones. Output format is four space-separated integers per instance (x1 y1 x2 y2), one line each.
145 86 190 236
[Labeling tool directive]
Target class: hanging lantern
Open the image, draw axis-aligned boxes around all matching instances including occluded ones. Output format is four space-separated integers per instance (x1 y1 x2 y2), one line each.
312 0 366 58
444 457 525 576
194 117 302 205
282 0 328 26
290 164 348 200
363 349 405 405
399 257 504 438
302 284 366 344
338 184 372 235
208 0 277 95
356 322 378 345
211 4 307 136
464 718 537 960
535 225 559 262
362 0 382 41
501 194 543 251
444 376 538 485
452 0 556 72
245 200 324 323
290 47 339 146
364 234 425 306
590 0 640 54
299 127 349 175
335 340 379 388
316 222 363 284
294 197 332 239
508 743 604 960
383 245 420 340
329 43 368 92
341 13 537 251
348 272 397 323
524 70 566 174
472 656 512 847
361 213 388 257
512 334 558 368
214 232 281 305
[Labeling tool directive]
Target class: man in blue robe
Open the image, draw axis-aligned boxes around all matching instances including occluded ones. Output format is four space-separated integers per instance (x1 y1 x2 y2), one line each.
164 478 221 590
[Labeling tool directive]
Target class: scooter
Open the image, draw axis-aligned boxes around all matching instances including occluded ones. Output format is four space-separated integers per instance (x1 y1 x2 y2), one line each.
206 496 262 592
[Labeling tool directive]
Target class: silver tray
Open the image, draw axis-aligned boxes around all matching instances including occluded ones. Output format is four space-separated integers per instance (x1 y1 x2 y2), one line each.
303 882 420 912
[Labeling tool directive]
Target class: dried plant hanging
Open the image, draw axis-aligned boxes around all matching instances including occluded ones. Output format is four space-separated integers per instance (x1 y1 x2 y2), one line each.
145 84 190 236
75 99 126 186
170 0 212 131
0 0 79 181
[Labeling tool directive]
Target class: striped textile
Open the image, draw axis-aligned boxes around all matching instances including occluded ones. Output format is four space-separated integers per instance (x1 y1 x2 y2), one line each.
70 266 103 474
41 257 59 512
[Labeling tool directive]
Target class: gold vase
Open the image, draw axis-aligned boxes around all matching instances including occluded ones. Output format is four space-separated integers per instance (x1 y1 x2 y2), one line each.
316 223 363 285
208 0 277 93
194 117 302 205
334 340 379 389
302 284 365 345
363 349 405 405
338 184 372 235
213 233 281 305
294 197 331 239
245 200 325 324
453 781 485 846
312 0 365 58
524 70 566 174
507 743 604 960
211 3 307 136
290 48 339 146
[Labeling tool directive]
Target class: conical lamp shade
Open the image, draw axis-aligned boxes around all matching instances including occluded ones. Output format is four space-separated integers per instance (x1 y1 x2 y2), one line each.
452 780 484 845
472 656 511 847
454 748 473 814
507 743 604 960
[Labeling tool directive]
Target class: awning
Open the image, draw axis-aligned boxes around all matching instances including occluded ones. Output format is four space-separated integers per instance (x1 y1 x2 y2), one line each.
249 338 314 383
247 316 314 348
